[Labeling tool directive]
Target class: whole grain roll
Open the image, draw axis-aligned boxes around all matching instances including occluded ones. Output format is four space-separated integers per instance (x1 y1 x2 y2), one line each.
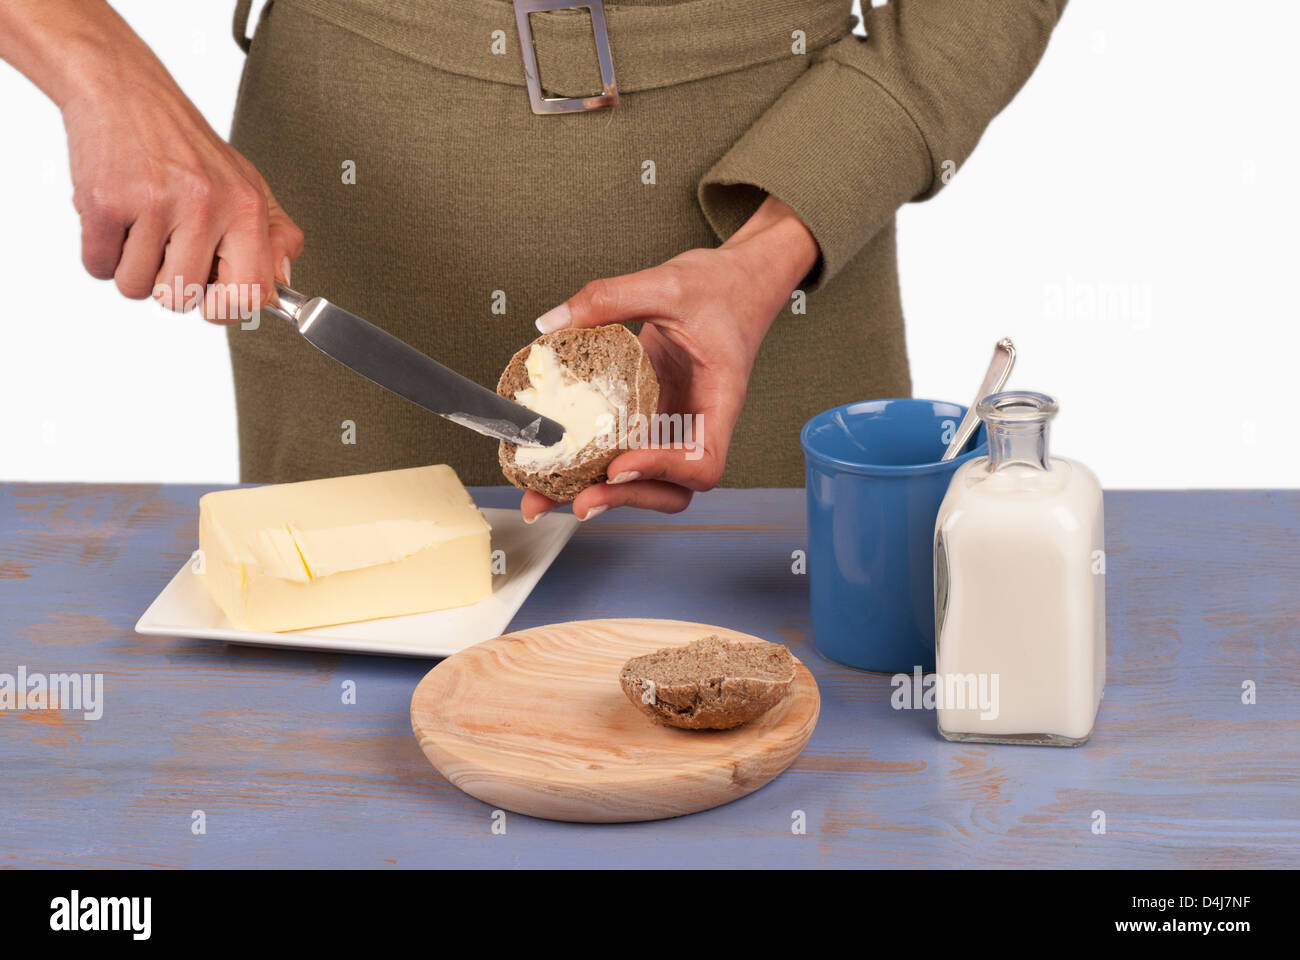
497 326 659 502
619 635 796 730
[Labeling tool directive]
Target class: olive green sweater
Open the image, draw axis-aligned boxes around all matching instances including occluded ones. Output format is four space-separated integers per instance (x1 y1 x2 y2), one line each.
700 0 1069 287
227 0 1066 486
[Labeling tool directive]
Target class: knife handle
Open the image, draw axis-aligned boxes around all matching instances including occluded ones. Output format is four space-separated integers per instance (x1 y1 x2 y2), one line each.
262 281 309 329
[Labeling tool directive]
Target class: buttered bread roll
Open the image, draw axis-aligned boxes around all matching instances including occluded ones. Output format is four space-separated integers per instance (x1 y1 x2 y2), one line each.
497 326 659 502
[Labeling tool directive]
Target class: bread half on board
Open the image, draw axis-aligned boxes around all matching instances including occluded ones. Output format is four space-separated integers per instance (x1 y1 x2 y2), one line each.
619 636 797 730
497 326 659 502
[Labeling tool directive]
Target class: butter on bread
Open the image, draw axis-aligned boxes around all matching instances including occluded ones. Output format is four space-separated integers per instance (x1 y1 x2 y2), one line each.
497 326 659 502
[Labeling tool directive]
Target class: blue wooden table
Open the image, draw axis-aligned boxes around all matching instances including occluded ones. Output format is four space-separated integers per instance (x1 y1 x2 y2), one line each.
0 483 1296 868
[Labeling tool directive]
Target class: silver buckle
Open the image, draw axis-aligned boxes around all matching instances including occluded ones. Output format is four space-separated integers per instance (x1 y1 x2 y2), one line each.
513 0 619 114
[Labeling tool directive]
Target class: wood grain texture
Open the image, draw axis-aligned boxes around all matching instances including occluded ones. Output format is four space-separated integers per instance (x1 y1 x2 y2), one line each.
0 483 1297 867
411 619 820 822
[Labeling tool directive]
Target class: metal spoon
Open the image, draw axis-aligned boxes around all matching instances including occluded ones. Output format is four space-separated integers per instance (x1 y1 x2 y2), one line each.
941 338 1016 461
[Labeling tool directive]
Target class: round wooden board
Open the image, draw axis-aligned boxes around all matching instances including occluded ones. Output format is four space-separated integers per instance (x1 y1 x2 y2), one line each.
410 618 821 823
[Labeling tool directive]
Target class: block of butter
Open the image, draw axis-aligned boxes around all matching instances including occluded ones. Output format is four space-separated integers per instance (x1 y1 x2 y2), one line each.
198 465 492 632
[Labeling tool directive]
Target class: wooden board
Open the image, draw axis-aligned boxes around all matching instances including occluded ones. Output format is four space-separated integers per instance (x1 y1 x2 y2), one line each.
410 618 821 823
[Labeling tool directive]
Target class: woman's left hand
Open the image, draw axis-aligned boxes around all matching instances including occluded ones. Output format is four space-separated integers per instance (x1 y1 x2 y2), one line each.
521 195 819 522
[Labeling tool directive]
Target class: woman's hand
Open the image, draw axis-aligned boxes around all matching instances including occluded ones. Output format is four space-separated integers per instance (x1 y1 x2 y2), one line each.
0 0 303 322
521 195 819 521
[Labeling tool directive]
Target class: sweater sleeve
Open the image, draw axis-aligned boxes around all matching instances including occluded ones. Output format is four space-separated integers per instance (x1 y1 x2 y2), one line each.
698 0 1068 289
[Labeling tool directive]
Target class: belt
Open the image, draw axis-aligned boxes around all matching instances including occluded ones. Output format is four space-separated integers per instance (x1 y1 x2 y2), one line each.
236 0 854 112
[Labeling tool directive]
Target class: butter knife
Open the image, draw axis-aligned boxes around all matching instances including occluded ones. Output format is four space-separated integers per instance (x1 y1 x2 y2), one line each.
262 282 564 448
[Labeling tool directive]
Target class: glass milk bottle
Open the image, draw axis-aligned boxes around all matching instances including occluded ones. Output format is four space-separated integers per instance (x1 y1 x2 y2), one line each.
932 391 1105 746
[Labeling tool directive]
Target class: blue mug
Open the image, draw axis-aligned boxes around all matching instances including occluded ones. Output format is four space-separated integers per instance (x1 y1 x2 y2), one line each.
800 399 988 673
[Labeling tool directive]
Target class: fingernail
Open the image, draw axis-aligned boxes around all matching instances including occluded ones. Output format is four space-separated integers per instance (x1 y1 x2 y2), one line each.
609 471 640 485
523 513 539 525
280 257 291 286
579 504 608 522
535 303 572 334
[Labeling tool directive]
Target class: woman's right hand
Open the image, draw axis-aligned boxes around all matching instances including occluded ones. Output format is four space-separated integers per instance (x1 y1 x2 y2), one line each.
60 59 304 323
1 0 304 323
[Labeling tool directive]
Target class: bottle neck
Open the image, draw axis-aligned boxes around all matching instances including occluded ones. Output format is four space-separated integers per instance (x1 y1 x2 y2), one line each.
987 420 1050 471
977 391 1059 472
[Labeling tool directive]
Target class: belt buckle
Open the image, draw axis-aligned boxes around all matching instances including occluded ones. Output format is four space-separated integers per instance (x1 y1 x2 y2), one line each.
513 0 619 114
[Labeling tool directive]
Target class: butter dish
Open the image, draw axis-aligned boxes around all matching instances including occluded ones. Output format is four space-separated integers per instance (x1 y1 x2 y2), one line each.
135 508 577 658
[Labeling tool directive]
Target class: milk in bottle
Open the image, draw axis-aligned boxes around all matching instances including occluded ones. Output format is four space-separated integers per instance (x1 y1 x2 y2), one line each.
933 391 1105 745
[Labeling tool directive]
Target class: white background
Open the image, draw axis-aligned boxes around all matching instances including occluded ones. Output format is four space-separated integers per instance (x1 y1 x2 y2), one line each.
2 1 1295 486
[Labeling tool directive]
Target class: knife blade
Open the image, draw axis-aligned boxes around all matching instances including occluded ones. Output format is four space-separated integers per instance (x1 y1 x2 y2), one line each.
261 282 564 448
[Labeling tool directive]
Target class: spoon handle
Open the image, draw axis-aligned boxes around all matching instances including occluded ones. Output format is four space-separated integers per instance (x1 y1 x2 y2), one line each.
941 338 1016 461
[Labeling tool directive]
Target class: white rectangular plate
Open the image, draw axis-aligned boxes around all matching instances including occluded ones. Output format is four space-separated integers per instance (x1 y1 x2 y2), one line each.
135 508 578 658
